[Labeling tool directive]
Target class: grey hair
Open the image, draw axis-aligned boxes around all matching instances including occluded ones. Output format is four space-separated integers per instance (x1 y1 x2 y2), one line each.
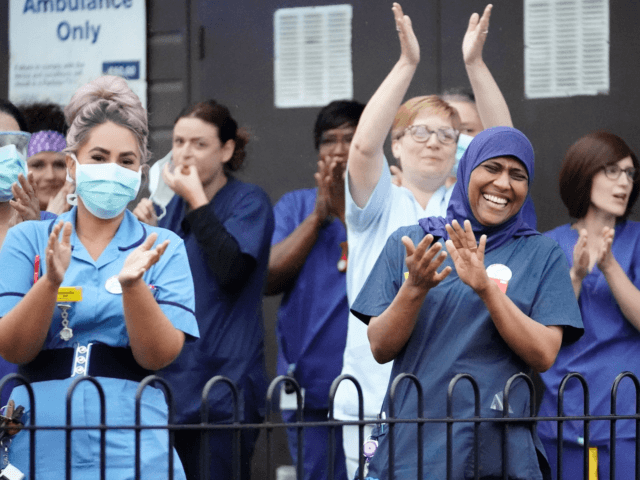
63 75 150 163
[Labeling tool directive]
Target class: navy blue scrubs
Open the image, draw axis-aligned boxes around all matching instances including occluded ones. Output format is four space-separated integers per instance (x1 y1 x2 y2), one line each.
158 176 274 480
351 226 583 480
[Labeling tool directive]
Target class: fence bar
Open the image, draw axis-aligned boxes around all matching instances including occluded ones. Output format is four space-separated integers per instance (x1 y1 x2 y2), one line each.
200 376 241 480
558 372 589 480
610 372 640 480
65 376 106 480
447 374 480 480
388 373 423 480
135 376 175 480
265 375 304 480
328 374 364 480
502 373 536 480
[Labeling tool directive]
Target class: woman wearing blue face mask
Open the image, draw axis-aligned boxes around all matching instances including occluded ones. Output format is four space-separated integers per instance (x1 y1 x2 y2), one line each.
0 99 31 245
0 100 30 408
0 76 199 479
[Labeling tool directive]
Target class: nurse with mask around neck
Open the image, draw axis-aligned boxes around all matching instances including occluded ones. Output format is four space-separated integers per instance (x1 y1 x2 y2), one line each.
0 76 199 479
351 127 584 479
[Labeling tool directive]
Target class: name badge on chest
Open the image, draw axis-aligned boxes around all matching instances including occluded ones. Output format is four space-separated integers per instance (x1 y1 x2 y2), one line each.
56 287 82 342
486 264 512 294
105 275 122 295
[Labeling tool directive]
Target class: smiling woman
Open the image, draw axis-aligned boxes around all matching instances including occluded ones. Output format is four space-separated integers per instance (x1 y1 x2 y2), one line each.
0 76 199 479
353 126 583 480
468 156 529 226
20 102 69 212
538 131 640 480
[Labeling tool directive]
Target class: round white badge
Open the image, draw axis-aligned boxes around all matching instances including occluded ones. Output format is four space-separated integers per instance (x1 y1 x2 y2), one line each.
105 275 123 294
486 264 512 282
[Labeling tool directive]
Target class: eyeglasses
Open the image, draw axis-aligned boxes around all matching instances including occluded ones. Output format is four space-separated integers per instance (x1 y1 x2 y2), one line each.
399 125 459 145
603 164 639 182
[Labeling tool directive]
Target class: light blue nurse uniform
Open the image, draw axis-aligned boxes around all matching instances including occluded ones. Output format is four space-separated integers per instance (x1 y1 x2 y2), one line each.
0 207 199 479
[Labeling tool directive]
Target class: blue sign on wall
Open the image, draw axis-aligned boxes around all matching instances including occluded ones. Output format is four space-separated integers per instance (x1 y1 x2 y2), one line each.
102 61 140 80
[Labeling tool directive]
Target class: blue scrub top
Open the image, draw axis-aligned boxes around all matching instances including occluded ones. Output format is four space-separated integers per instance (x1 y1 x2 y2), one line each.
0 207 199 346
351 226 583 480
0 207 198 479
539 221 640 444
272 188 348 410
159 176 274 424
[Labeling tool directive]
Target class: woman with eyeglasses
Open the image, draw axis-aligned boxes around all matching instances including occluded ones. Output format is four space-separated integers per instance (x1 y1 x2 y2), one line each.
333 4 519 472
537 132 640 479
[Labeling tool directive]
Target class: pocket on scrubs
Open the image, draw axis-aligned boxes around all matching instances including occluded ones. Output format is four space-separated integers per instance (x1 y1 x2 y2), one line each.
463 408 543 480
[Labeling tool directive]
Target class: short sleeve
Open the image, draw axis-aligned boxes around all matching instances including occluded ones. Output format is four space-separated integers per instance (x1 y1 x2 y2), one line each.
345 157 392 233
40 211 57 221
530 243 584 344
146 235 199 341
220 187 274 260
271 190 311 246
350 228 407 324
0 224 40 317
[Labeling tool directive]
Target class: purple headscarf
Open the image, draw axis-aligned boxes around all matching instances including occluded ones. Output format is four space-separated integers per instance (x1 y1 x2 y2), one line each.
418 126 539 253
27 130 66 158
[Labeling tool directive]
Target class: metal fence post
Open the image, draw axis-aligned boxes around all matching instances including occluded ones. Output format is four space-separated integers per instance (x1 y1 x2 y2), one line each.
200 375 241 480
557 372 589 480
447 374 480 480
328 374 364 480
610 371 640 480
65 376 106 480
265 375 304 480
135 376 175 480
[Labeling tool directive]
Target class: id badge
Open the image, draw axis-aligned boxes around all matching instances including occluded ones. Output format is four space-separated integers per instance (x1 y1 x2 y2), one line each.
0 464 25 480
280 385 305 410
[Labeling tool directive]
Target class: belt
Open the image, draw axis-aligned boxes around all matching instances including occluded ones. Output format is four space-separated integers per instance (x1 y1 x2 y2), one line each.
18 344 154 383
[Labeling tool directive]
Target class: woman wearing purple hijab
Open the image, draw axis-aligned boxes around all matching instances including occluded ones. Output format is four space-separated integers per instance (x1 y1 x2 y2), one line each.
350 127 583 479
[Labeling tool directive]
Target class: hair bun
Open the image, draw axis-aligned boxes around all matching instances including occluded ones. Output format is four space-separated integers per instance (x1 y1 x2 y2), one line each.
64 75 145 129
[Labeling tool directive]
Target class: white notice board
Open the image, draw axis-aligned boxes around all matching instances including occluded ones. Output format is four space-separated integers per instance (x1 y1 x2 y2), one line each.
9 0 147 107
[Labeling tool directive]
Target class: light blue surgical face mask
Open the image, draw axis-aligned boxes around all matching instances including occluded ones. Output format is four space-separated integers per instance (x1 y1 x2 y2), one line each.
0 142 29 202
451 133 474 178
70 155 142 219
148 150 175 220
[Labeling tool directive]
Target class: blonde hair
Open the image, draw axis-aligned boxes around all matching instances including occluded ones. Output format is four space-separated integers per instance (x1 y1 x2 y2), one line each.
391 95 461 140
64 75 149 162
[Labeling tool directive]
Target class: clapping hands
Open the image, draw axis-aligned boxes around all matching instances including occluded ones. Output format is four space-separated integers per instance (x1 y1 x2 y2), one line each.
445 220 490 292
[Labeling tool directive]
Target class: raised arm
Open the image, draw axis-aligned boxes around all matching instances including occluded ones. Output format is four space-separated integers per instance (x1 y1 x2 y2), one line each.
267 156 344 295
462 4 513 128
445 220 562 372
348 3 419 208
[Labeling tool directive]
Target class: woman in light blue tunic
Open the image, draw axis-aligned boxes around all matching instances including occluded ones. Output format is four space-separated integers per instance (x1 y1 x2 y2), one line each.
0 76 199 479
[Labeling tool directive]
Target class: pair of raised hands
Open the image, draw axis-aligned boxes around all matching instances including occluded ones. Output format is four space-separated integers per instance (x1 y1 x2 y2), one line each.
403 219 491 294
313 153 346 225
393 2 493 69
572 227 615 280
9 173 73 226
44 221 169 289
134 162 206 226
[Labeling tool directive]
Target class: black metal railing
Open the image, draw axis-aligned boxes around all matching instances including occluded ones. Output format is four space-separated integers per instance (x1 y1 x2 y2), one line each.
0 371 638 480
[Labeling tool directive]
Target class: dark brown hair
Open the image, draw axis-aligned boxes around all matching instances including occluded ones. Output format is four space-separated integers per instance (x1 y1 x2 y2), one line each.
559 131 639 220
175 100 248 174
